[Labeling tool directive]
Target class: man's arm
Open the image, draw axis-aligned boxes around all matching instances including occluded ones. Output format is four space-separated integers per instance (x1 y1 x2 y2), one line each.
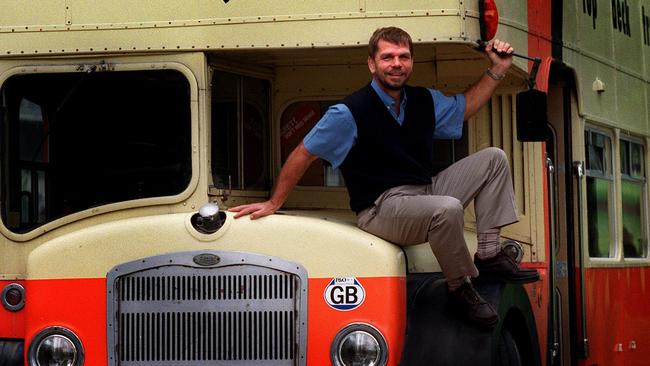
463 39 514 120
228 142 318 219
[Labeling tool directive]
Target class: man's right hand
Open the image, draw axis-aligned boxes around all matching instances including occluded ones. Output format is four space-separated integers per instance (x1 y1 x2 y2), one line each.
228 200 281 220
228 142 318 220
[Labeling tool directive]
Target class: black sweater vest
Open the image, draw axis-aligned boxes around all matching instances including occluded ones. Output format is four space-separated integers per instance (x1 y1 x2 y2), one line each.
340 84 436 213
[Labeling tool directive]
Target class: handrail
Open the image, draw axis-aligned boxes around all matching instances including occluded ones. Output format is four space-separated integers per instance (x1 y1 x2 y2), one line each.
573 161 589 359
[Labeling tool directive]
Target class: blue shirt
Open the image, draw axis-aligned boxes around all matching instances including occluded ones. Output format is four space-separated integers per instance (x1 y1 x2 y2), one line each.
303 80 466 169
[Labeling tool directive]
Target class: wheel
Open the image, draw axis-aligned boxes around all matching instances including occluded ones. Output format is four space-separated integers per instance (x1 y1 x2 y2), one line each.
496 327 522 366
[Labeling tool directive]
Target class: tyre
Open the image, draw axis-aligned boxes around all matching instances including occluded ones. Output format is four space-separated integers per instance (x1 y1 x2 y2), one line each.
496 327 522 366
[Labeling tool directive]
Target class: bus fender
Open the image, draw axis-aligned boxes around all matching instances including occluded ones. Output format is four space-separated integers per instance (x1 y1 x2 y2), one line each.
400 273 540 366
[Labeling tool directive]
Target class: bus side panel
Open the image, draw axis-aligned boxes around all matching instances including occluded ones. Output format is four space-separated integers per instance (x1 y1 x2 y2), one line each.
307 277 407 366
25 279 107 365
527 0 553 92
583 267 650 365
523 268 549 365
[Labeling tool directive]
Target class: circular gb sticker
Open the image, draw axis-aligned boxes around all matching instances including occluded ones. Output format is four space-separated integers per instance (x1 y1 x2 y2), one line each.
324 277 366 311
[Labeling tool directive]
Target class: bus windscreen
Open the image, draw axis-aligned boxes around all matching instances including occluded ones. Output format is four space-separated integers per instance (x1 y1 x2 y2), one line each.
0 70 192 234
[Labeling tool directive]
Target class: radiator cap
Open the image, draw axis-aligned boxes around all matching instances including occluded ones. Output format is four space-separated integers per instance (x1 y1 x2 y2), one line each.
191 202 226 234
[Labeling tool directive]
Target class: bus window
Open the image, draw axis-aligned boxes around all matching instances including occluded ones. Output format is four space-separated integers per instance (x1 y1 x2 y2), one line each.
17 99 48 226
280 101 344 187
0 70 192 233
620 138 647 258
211 71 270 191
585 129 615 258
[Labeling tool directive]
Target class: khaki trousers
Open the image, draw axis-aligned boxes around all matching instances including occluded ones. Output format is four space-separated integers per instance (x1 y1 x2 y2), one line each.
356 147 518 280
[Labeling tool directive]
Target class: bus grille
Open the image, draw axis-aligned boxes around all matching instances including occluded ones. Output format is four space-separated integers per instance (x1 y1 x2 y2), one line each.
106 251 307 366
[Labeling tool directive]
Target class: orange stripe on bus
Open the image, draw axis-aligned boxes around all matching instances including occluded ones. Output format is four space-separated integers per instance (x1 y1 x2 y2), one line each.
307 277 406 365
24 278 107 365
5 276 406 365
0 280 26 339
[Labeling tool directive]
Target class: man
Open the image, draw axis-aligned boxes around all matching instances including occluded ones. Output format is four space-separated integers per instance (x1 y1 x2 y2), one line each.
230 27 538 328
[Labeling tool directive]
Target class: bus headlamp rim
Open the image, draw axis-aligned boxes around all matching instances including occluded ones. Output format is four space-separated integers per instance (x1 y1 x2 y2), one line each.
28 326 84 366
330 323 388 366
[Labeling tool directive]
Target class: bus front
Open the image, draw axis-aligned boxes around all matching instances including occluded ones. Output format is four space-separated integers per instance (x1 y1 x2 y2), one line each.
0 1 544 365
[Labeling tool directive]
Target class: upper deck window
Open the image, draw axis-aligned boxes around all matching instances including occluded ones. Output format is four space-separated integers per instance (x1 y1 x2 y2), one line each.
0 70 192 233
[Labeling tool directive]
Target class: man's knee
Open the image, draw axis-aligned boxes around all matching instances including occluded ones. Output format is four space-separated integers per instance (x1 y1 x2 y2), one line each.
476 147 510 175
429 196 463 226
482 147 507 163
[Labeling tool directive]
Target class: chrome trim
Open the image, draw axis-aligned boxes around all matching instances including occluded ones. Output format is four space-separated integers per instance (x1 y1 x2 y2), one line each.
106 250 308 366
330 323 388 366
27 326 84 366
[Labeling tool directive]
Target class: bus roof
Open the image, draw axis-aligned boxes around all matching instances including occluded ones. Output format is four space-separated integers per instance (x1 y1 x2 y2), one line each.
0 1 486 57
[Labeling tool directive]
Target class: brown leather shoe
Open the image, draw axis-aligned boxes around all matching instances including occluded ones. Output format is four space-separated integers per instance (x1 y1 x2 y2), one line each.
475 251 540 283
448 282 499 328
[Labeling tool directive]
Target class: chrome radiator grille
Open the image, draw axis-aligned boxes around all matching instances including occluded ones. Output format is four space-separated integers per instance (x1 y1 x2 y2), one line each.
107 251 308 366
118 311 295 362
117 273 296 302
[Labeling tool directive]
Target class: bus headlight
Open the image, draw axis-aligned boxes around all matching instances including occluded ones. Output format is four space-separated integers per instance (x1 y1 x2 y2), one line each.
331 323 388 366
28 327 84 366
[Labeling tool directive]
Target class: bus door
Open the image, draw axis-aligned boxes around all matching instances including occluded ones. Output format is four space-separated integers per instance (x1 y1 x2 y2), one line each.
545 66 588 366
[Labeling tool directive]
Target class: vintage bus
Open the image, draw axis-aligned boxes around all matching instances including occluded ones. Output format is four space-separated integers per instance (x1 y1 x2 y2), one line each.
0 0 649 365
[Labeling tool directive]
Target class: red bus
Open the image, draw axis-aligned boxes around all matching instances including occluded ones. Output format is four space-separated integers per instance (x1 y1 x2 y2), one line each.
0 1 649 365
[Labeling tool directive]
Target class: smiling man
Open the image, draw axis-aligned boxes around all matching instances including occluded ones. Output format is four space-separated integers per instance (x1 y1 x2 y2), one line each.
230 27 539 328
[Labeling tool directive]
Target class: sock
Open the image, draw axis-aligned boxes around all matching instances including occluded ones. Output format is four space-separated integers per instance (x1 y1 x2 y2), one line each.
476 228 500 260
448 276 470 291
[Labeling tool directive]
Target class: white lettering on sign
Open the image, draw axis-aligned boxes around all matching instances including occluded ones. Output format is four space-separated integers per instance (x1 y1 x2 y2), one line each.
281 108 317 142
324 277 366 311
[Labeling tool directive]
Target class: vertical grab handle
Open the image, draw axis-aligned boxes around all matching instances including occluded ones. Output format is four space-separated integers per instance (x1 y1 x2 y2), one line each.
573 161 589 358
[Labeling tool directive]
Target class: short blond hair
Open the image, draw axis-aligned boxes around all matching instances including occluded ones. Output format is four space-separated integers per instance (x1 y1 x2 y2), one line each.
368 27 413 57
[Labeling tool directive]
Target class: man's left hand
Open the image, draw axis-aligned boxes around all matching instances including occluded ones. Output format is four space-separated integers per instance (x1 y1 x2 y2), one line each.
484 39 513 75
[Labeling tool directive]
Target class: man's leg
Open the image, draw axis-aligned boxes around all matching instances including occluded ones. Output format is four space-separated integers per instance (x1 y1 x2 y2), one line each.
357 185 497 327
429 147 538 282
357 185 477 285
428 147 518 233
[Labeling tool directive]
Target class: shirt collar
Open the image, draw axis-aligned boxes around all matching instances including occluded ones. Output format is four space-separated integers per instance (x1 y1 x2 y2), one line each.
370 79 407 123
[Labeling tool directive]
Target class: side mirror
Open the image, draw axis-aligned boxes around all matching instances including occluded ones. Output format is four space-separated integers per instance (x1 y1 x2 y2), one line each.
516 89 548 142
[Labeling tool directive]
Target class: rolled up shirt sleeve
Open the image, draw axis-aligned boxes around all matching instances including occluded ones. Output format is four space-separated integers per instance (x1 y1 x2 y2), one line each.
302 104 357 169
429 89 466 140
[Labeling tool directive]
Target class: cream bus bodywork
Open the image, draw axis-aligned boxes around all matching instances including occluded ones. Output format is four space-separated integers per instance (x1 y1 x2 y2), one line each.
0 0 545 277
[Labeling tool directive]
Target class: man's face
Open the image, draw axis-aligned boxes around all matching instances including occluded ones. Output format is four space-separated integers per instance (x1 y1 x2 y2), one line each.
368 39 413 92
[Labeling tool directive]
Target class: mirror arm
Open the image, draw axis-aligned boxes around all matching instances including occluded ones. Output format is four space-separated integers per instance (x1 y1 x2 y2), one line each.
527 57 542 90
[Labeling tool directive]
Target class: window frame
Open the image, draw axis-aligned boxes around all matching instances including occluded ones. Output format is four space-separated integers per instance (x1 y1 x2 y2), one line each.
619 134 649 260
583 126 618 260
279 99 345 188
0 60 200 241
276 96 350 210
208 65 274 203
